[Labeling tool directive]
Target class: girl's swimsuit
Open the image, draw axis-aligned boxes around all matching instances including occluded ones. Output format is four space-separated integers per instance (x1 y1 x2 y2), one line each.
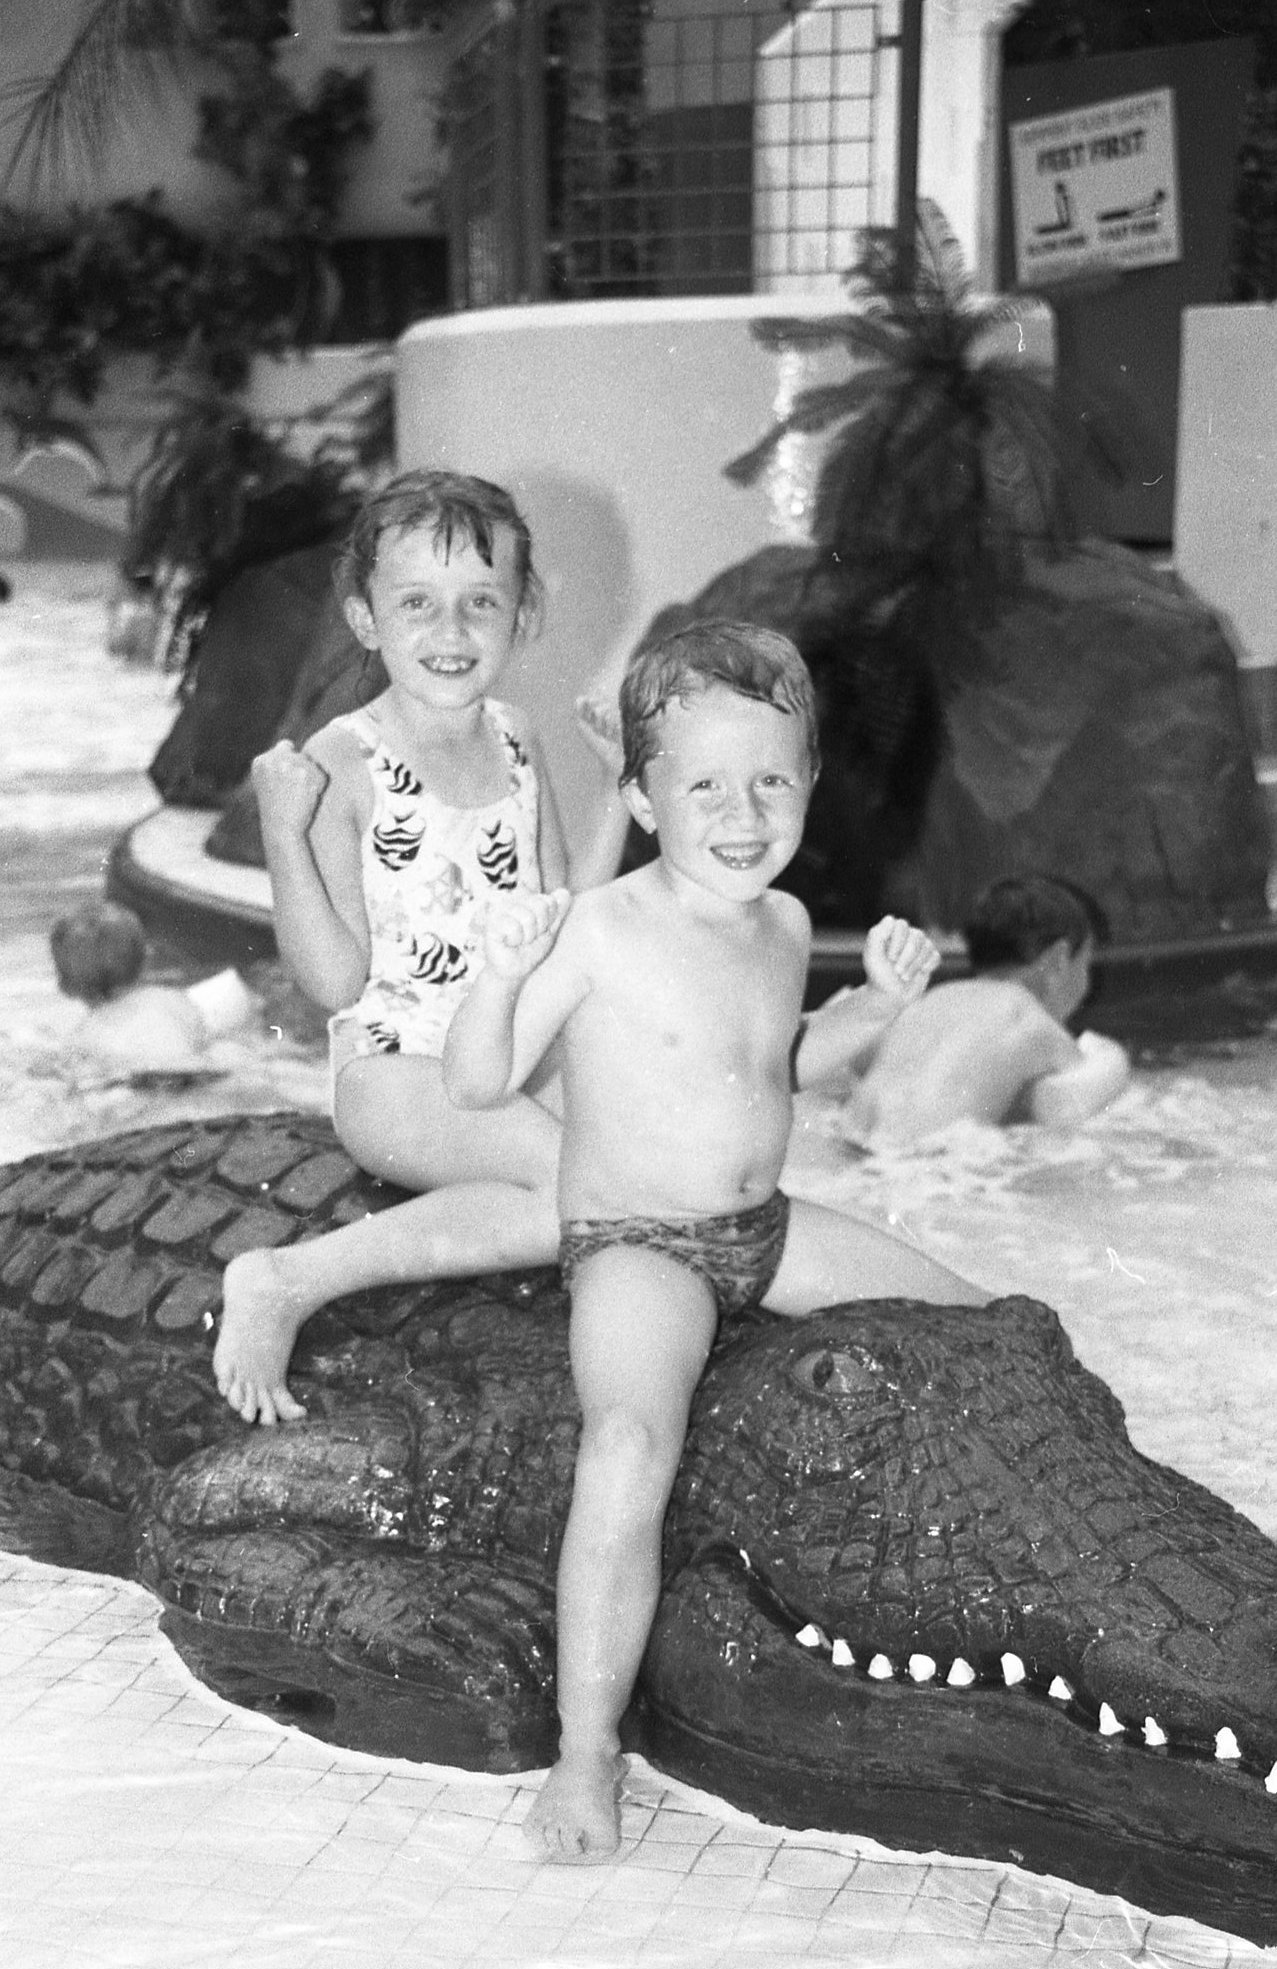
558 1192 791 1323
327 699 541 1088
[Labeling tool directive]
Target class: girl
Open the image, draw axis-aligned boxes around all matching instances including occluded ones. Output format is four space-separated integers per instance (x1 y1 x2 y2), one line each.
214 470 627 1424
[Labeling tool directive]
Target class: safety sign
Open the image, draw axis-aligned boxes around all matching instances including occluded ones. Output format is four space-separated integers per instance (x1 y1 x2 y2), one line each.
1008 87 1181 285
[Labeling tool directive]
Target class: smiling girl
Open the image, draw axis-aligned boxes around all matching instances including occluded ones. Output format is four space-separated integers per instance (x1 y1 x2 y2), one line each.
214 470 627 1424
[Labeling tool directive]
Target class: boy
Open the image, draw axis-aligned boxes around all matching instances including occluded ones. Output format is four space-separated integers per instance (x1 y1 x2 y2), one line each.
841 875 1131 1142
50 901 259 1086
443 620 987 1864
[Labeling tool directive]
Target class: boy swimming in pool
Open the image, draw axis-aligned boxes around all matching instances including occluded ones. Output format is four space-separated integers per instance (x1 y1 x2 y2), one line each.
837 875 1131 1143
50 901 260 1086
443 619 987 1865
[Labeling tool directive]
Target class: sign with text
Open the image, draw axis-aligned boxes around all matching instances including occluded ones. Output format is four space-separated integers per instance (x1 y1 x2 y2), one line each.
1008 88 1181 285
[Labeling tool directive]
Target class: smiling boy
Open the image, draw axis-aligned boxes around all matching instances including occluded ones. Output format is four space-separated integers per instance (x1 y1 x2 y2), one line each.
443 619 986 1865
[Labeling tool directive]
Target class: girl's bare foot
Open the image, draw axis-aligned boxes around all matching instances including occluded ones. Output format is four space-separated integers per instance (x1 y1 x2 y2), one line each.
214 1249 315 1426
524 1749 624 1864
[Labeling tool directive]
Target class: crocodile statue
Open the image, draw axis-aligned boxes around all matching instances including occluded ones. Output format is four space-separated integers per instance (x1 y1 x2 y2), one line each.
0 1111 1274 1942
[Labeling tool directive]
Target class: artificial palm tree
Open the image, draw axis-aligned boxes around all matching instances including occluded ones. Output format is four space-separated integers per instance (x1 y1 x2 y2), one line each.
725 204 1128 703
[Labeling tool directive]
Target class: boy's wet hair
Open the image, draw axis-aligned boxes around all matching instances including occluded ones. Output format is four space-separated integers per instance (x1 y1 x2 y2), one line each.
50 902 147 1005
619 618 820 788
333 469 542 618
964 876 1104 971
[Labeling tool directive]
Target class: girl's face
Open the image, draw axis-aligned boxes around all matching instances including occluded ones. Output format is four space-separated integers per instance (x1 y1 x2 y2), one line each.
344 520 527 712
623 686 813 908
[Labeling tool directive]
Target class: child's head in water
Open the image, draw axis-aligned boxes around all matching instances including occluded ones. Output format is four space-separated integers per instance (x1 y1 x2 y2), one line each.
964 875 1102 1021
50 902 147 1005
618 621 820 902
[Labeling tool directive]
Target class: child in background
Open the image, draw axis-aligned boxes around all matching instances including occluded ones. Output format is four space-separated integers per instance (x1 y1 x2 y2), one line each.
842 874 1131 1142
444 619 987 1864
215 477 942 1427
50 901 259 1087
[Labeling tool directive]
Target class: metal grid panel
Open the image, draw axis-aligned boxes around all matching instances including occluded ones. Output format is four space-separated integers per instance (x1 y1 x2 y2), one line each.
446 17 509 309
543 0 899 299
444 0 900 307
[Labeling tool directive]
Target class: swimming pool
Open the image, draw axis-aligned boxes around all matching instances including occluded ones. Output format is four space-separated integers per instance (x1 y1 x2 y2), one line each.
5 567 1272 1534
3 563 1274 1966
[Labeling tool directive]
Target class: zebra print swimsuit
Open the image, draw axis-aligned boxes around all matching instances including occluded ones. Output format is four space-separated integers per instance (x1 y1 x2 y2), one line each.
326 700 542 1087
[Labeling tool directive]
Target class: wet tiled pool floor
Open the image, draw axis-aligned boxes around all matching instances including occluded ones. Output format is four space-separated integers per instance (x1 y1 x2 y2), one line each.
1 1553 1262 1969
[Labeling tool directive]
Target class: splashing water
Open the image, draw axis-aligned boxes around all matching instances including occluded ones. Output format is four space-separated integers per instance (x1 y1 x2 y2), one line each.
0 565 328 1163
785 1065 1277 1537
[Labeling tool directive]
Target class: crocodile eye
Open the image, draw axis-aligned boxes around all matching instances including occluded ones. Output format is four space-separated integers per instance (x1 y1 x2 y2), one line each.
790 1348 877 1398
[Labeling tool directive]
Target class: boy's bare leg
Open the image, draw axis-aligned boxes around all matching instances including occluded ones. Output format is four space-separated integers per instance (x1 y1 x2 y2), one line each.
528 1247 716 1863
764 1194 989 1315
214 1056 561 1425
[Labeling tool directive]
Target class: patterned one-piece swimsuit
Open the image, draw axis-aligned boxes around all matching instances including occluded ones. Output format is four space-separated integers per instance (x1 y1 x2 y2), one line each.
327 700 541 1090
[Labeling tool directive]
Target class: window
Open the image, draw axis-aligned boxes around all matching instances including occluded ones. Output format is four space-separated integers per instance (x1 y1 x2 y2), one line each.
322 236 449 340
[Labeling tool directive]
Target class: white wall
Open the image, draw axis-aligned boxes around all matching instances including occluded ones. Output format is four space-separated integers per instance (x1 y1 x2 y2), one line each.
0 0 448 237
1175 305 1277 673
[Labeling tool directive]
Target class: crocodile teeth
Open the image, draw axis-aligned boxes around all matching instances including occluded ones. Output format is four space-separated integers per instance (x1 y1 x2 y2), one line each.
1265 1762 1277 1794
1143 1715 1168 1747
1001 1652 1027 1687
908 1653 936 1682
947 1657 976 1687
1215 1726 1242 1760
1048 1676 1073 1702
868 1653 894 1680
1098 1702 1124 1736
831 1637 854 1668
795 1623 827 1649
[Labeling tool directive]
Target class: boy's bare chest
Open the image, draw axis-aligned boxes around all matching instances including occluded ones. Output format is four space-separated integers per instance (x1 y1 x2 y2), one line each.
592 915 803 1060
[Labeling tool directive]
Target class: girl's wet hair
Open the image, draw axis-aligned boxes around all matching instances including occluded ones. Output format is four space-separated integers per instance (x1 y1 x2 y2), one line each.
619 619 820 788
50 902 147 1004
964 876 1104 970
333 469 542 620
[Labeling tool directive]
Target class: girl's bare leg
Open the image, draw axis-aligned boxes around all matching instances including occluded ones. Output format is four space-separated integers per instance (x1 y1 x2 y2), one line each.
215 1055 562 1424
764 1194 989 1315
526 1248 716 1863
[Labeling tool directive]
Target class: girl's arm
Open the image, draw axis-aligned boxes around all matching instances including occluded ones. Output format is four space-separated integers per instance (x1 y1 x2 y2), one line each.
523 723 630 895
253 733 371 1012
444 889 582 1107
566 695 632 891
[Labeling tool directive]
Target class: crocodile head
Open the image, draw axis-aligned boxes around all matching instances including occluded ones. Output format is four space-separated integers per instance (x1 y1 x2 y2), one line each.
646 1295 1277 1940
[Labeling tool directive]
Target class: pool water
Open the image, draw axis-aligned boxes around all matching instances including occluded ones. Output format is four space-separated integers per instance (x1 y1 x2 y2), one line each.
2 563 1275 1968
0 563 329 1166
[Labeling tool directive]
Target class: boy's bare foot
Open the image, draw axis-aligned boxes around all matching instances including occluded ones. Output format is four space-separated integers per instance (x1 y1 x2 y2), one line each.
523 1749 624 1864
214 1249 313 1426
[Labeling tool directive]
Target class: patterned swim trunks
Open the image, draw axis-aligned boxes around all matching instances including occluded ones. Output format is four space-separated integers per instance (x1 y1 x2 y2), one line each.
559 1192 791 1323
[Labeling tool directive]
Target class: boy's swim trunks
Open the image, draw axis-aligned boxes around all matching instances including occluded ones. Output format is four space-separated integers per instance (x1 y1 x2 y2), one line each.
559 1192 790 1321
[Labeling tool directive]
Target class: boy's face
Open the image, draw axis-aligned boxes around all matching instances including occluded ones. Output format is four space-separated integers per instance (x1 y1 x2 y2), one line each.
624 686 814 906
343 520 526 710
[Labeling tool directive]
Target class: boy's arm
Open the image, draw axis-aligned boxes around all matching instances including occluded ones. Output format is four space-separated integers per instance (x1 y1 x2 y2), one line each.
795 917 940 1089
1026 1028 1131 1127
443 889 580 1107
254 736 370 1012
